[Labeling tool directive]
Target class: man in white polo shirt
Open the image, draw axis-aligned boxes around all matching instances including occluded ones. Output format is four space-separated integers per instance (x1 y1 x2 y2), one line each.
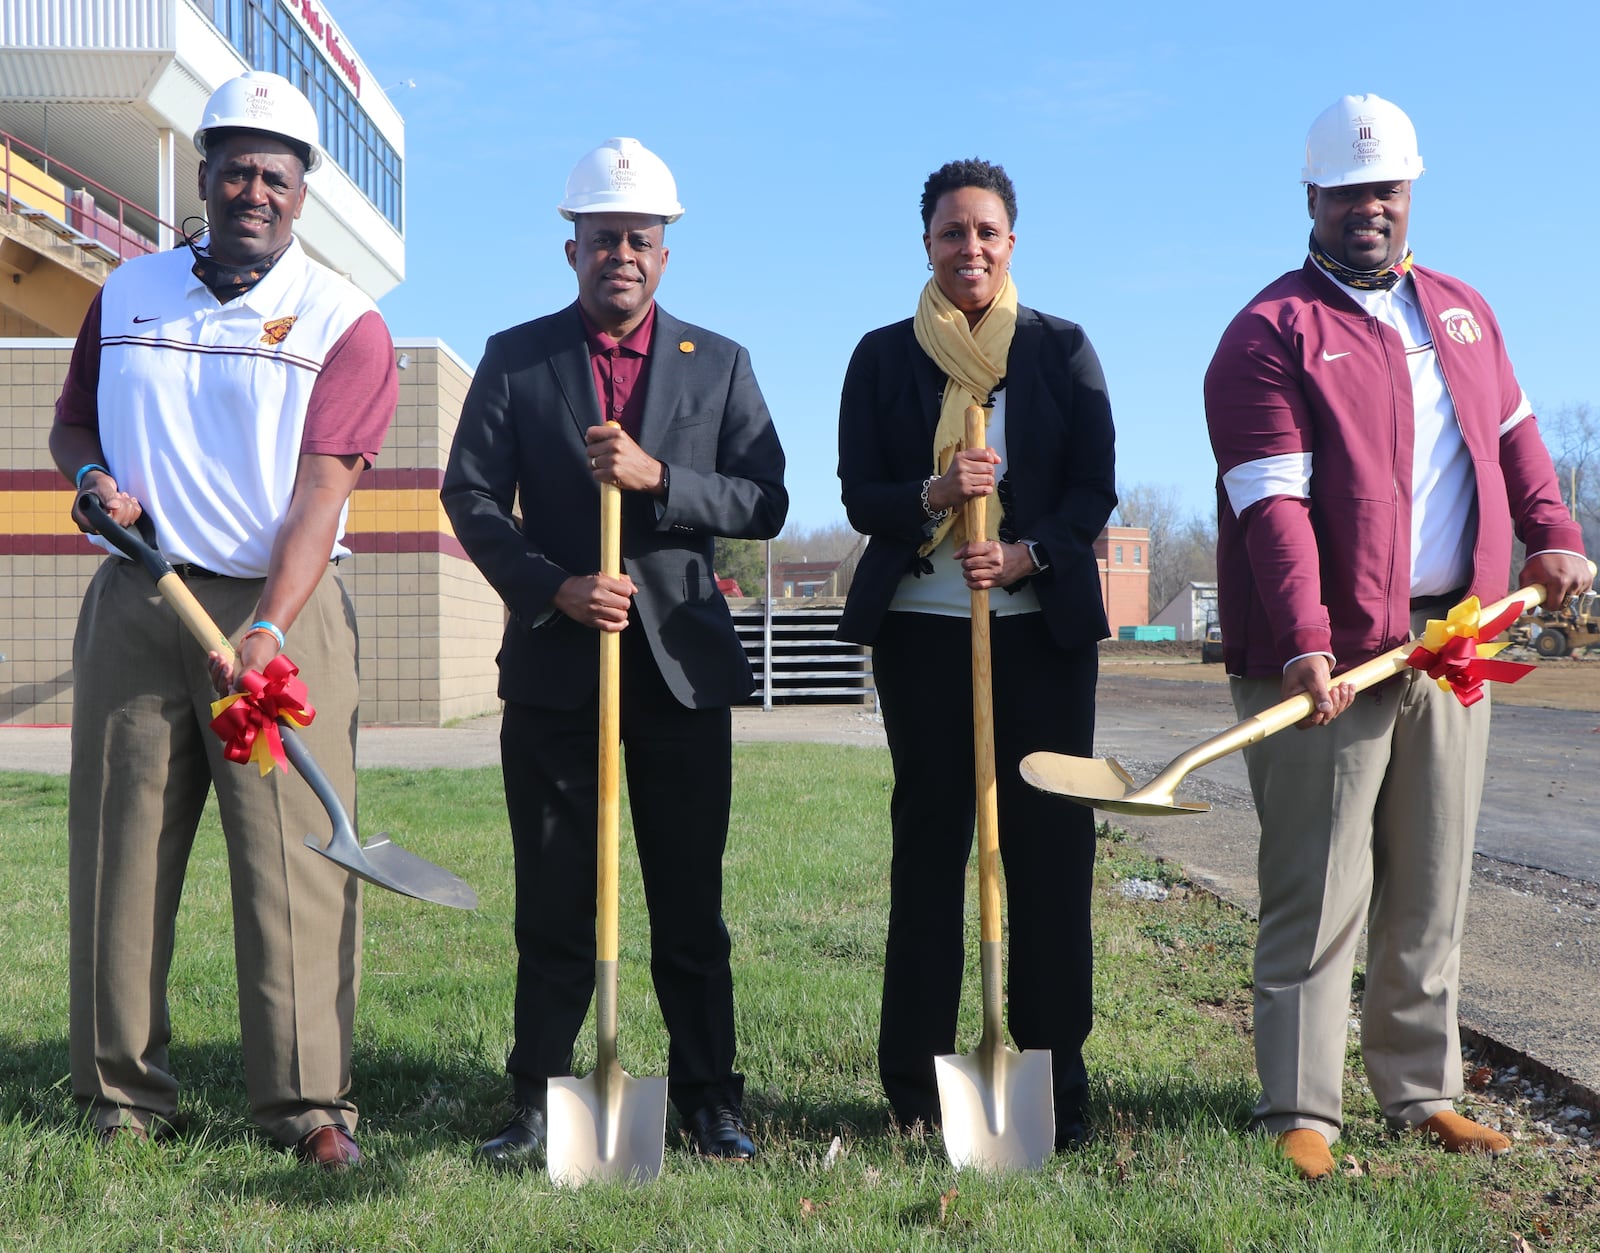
48 70 396 1169
1205 93 1590 1180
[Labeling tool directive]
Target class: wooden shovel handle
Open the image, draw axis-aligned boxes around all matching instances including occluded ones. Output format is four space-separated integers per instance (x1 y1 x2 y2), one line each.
597 480 623 968
964 406 1002 947
78 494 236 661
1143 562 1600 793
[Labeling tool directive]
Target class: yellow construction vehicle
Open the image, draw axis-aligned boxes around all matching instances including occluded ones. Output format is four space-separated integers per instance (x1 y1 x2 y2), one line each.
1511 589 1600 658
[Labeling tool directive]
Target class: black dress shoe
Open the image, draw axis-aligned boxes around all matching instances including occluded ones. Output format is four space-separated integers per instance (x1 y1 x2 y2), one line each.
476 1106 546 1170
1056 1118 1094 1153
685 1103 755 1160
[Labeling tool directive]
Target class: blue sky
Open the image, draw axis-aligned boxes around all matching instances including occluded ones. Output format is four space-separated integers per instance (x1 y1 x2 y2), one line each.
331 0 1599 532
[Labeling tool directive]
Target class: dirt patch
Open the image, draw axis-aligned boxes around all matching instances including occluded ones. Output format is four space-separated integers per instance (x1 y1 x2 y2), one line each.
1099 643 1600 713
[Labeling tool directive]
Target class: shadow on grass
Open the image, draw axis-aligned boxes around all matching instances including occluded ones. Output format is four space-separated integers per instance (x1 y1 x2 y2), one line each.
743 1073 1257 1158
752 1092 894 1140
1094 1071 1257 1138
0 1030 508 1156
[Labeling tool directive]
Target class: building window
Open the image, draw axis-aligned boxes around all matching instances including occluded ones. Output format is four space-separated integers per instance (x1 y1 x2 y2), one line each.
1134 545 1142 564
209 0 403 231
1114 545 1123 564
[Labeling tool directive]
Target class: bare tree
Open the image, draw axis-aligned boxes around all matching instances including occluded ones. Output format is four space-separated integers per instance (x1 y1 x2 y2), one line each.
1541 402 1598 555
773 520 863 562
1114 482 1219 617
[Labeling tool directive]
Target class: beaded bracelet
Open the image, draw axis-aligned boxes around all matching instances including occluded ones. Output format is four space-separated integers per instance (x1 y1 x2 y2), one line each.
244 620 285 651
74 463 110 490
920 475 951 522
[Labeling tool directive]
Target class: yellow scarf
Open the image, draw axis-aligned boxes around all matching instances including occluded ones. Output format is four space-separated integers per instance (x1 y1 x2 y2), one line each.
912 273 1017 555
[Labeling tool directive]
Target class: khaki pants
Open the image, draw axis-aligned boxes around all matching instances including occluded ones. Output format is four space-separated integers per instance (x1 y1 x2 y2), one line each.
1233 605 1489 1144
68 559 362 1145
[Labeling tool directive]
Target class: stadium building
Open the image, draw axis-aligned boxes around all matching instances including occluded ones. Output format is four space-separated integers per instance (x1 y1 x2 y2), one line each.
1 0 502 725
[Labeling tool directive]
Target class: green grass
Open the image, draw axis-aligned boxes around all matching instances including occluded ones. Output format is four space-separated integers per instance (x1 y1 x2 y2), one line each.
0 748 1594 1250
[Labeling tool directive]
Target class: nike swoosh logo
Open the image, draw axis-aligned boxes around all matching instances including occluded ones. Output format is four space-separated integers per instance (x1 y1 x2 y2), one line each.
1321 350 1351 362
133 315 159 324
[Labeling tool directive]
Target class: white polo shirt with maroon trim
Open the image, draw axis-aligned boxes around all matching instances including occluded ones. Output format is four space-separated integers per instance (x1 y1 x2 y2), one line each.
63 235 395 576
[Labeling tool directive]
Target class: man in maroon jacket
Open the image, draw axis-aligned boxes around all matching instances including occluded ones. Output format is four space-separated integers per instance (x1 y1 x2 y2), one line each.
1204 93 1590 1180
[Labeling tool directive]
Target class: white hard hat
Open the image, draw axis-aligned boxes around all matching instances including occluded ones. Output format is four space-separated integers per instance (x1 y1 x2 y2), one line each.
558 137 683 223
1301 93 1423 187
194 70 323 172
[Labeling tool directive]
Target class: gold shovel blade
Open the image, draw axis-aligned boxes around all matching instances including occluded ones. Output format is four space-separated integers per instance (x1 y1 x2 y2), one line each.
1019 752 1212 816
934 1044 1055 1171
546 1069 668 1187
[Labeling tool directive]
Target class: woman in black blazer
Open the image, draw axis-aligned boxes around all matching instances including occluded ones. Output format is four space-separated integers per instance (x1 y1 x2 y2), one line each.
836 158 1116 1150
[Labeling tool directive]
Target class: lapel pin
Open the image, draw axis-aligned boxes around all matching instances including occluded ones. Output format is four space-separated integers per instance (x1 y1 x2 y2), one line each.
679 340 694 354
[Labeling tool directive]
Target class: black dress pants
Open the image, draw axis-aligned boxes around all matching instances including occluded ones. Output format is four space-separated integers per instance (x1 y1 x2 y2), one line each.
871 610 1098 1128
499 621 739 1119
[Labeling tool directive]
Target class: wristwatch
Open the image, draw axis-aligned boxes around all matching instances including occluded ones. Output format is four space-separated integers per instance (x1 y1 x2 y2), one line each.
1022 538 1050 573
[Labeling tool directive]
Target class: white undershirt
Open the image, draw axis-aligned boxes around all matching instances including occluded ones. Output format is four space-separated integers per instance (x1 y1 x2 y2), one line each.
1330 270 1475 597
888 387 1042 618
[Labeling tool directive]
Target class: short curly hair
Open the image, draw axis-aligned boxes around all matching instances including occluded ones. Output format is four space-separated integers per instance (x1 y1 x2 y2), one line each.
920 158 1017 231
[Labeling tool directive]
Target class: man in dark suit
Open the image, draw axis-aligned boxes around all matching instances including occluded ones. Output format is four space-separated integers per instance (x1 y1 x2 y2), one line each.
441 137 787 1167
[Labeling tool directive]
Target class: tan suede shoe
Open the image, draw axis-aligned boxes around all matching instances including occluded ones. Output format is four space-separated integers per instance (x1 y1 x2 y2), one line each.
1417 1111 1510 1156
1277 1128 1335 1180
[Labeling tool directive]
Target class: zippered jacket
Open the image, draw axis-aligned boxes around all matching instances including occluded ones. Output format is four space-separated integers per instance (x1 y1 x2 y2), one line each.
1205 259 1581 677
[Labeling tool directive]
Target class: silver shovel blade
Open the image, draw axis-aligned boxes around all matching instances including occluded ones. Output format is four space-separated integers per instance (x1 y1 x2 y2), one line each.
304 830 479 910
546 1069 668 1187
934 1045 1055 1172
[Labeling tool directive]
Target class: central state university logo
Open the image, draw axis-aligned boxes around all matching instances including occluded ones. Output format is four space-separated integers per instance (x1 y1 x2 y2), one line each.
261 316 297 346
1437 307 1483 346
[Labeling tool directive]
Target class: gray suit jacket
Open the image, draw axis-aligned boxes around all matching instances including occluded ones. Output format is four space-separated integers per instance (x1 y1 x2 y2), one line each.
441 302 788 710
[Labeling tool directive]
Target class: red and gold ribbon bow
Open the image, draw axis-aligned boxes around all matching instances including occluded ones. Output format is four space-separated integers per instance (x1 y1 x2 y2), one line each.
209 654 317 775
1405 595 1534 707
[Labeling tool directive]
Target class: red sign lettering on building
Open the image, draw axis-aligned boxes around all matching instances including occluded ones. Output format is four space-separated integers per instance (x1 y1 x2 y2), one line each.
289 0 362 97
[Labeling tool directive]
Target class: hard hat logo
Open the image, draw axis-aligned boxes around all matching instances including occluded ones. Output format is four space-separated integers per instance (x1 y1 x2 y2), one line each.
1352 122 1380 164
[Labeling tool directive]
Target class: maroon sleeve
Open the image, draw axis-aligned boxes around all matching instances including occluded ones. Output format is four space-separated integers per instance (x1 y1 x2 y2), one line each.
1502 416 1587 557
300 309 399 463
54 293 104 430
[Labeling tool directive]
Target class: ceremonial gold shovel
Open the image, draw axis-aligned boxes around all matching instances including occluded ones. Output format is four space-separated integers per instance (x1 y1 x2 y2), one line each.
1021 572 1591 817
546 477 669 1186
933 406 1056 1172
80 495 478 909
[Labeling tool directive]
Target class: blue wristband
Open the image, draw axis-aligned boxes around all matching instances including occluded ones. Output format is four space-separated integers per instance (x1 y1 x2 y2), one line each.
245 620 286 650
74 463 110 490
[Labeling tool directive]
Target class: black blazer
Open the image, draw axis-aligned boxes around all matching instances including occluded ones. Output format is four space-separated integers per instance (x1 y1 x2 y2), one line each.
442 302 788 710
836 305 1116 648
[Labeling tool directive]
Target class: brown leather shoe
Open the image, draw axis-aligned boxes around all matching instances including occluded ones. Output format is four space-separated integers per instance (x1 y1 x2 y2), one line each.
1417 1111 1510 1156
295 1124 362 1169
1277 1128 1335 1180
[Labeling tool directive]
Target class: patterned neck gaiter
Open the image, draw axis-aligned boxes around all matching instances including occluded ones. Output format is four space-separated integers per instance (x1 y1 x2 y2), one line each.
1308 231 1415 291
182 217 287 300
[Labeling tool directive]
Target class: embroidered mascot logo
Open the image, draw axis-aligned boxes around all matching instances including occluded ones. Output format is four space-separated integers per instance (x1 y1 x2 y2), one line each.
1437 307 1482 346
261 316 298 346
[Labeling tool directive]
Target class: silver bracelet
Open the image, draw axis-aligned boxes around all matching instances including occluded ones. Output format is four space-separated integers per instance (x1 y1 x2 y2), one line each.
920 475 951 521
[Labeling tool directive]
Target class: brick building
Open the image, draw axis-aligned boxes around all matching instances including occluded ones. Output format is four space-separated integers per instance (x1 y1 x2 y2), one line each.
1095 524 1152 635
